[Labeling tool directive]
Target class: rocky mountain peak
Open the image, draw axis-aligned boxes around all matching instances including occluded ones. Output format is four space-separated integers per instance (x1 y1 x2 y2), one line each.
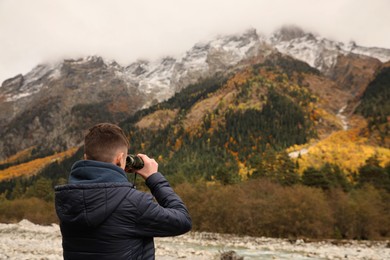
271 25 307 42
1 74 24 92
61 56 108 72
268 25 390 75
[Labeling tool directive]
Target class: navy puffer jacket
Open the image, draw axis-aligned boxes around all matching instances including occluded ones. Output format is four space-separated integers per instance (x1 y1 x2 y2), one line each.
55 160 192 260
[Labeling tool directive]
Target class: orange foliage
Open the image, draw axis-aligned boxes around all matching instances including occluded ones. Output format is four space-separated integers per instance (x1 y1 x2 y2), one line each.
0 147 35 165
290 128 390 176
136 109 178 131
0 148 78 181
174 138 183 151
226 69 253 89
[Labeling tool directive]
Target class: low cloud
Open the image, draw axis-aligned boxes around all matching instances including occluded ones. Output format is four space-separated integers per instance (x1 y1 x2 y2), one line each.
1 0 389 83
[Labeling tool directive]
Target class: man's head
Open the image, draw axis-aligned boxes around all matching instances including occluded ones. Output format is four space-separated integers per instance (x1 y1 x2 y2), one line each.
84 123 129 169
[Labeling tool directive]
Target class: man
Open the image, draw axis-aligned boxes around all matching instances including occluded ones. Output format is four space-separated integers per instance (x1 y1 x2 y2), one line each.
55 123 192 259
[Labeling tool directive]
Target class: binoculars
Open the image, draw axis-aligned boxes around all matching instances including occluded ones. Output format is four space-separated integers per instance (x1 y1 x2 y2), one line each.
125 154 144 172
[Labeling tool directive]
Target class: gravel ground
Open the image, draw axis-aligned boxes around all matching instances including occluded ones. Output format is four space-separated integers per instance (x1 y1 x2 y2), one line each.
0 220 389 260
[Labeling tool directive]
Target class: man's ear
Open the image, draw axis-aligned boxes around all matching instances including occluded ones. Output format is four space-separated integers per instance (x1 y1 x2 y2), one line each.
115 152 124 167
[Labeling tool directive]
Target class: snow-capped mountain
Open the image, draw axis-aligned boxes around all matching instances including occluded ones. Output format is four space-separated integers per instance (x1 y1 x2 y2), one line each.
0 56 148 159
117 28 264 105
0 25 389 160
269 25 390 75
2 26 389 105
79 27 390 104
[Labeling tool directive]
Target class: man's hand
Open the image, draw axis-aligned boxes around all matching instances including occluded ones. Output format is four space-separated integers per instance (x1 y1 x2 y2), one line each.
136 154 158 180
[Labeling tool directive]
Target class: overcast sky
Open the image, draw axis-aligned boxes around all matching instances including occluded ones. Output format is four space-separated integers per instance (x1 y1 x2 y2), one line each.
1 0 389 84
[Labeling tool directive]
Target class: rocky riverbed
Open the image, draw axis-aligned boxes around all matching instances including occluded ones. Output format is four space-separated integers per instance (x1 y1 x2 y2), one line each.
0 220 389 259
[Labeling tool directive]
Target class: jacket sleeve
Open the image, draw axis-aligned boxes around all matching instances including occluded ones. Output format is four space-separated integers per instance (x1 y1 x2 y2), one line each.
133 172 192 237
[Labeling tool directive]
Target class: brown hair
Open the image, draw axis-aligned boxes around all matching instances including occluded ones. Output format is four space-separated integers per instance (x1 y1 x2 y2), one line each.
84 123 130 163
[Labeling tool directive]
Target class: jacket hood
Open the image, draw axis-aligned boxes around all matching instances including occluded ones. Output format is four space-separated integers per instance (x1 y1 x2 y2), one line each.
68 160 129 184
55 160 133 227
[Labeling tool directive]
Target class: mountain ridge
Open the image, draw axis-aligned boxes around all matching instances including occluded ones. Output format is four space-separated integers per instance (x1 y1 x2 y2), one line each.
3 25 389 103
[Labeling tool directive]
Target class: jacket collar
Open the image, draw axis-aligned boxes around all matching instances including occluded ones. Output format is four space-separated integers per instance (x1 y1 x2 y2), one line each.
69 160 128 184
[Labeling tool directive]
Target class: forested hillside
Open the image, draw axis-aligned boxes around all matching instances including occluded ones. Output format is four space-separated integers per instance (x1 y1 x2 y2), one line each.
120 55 320 184
355 66 390 145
